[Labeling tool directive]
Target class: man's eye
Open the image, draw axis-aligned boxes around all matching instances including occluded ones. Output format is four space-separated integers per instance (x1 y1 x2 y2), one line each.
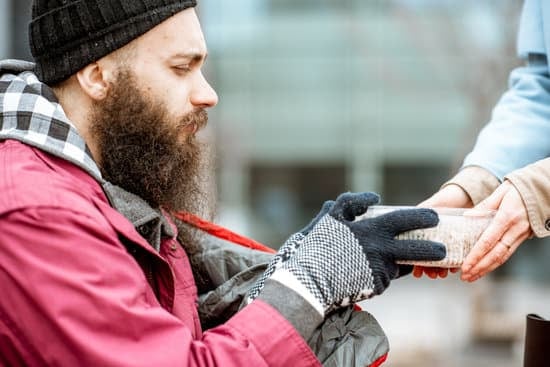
173 65 191 74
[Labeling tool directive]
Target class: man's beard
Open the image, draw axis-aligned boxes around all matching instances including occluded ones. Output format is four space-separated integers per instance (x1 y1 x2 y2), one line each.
89 69 216 224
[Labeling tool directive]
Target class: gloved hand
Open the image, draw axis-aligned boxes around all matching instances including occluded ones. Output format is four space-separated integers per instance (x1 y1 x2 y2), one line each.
247 200 334 301
260 192 446 315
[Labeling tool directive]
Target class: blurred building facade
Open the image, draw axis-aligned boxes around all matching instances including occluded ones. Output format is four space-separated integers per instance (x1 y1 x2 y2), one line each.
2 1 549 365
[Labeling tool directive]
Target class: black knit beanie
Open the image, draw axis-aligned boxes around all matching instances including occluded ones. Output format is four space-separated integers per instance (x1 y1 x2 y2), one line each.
29 0 197 85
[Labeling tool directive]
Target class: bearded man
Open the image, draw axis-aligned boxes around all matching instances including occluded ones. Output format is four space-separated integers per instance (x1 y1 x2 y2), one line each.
0 1 446 366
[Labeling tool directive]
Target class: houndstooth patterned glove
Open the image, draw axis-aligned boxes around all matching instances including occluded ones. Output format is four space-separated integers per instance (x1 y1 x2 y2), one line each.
247 200 334 302
265 192 446 315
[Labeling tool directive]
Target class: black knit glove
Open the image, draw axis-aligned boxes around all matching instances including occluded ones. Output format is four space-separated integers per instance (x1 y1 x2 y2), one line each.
247 200 334 302
262 192 446 314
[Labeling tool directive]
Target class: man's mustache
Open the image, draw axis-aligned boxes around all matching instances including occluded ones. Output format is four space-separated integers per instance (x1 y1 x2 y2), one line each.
179 109 208 134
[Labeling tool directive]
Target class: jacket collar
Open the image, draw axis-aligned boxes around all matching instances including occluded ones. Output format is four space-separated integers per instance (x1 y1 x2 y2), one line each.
102 182 175 251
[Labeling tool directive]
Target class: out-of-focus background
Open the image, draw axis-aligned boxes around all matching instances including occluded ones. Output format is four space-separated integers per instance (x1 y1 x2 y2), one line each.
3 0 549 365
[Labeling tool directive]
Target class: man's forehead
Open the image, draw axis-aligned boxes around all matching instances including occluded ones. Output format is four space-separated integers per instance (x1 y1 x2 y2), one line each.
138 8 207 58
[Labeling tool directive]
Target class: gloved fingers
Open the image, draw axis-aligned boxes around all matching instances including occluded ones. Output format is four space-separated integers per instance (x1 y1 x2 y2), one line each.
330 192 380 221
390 239 446 262
319 200 335 215
372 266 394 295
300 200 335 235
396 264 414 278
374 208 439 235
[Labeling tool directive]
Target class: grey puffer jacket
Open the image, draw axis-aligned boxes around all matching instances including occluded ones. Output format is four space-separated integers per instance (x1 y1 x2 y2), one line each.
180 221 390 367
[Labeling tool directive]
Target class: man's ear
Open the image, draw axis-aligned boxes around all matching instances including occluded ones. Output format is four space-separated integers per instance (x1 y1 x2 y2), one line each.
75 62 111 101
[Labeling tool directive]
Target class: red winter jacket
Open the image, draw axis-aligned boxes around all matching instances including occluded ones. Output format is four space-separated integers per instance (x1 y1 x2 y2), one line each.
0 139 320 367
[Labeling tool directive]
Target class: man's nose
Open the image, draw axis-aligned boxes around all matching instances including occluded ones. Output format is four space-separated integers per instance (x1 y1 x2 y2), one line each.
190 72 218 108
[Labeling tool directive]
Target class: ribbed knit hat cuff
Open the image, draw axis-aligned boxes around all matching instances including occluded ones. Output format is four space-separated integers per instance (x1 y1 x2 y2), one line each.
31 1 196 85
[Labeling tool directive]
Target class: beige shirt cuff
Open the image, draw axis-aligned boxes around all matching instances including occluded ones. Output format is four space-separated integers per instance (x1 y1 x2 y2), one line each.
505 158 550 238
442 166 500 205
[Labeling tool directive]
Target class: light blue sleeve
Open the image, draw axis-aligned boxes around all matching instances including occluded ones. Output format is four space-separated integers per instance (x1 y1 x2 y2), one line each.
517 0 545 58
462 0 550 180
463 58 550 180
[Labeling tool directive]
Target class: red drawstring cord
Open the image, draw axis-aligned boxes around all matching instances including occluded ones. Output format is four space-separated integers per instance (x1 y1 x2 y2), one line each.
172 211 276 254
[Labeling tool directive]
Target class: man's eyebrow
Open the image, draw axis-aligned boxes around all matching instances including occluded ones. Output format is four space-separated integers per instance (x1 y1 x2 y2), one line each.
170 52 208 63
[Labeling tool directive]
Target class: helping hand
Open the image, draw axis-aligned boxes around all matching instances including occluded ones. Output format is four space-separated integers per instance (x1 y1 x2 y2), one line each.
461 181 532 282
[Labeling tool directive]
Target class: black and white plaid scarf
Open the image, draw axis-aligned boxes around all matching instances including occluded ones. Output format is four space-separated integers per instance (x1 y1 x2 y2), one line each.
0 59 102 182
